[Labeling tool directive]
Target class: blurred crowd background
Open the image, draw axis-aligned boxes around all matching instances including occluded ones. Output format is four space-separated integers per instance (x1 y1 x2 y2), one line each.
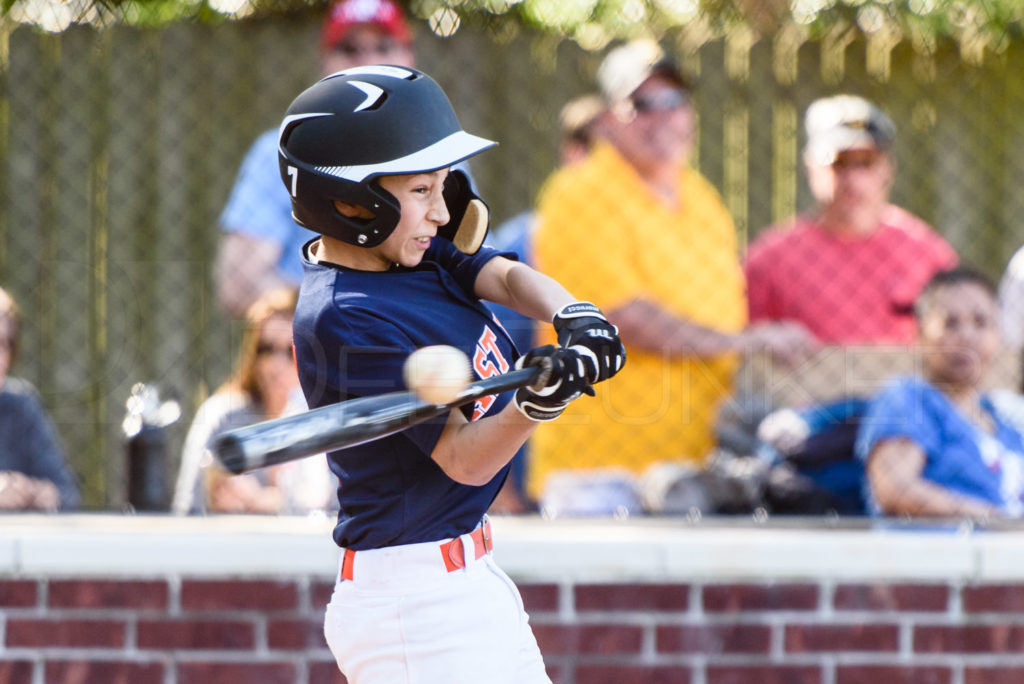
1 1 1023 509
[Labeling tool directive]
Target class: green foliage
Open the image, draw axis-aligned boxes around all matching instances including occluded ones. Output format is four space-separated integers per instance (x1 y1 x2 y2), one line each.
493 0 1024 49
2 0 1022 52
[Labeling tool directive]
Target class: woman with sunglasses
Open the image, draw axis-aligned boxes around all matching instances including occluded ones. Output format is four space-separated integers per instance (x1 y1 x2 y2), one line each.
172 287 332 514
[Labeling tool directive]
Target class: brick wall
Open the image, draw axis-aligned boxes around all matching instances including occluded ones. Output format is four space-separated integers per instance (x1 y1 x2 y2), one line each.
528 581 1024 684
0 577 342 684
2 517 1024 684
6 576 1024 684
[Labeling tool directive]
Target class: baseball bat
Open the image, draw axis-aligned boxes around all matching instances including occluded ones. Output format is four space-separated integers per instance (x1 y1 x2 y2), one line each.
212 365 544 475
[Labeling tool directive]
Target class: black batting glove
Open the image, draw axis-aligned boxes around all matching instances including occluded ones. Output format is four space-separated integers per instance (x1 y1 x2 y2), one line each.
513 345 595 422
552 301 626 384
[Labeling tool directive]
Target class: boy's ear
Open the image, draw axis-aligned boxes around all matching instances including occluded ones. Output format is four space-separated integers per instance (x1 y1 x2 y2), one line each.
333 199 374 219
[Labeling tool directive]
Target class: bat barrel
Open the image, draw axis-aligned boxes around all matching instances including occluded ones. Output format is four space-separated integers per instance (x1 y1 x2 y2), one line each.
211 393 440 474
211 364 546 475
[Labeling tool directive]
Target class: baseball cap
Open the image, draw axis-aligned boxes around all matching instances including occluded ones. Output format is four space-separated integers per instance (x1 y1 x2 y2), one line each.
320 0 412 51
559 93 604 144
804 94 896 166
595 39 689 107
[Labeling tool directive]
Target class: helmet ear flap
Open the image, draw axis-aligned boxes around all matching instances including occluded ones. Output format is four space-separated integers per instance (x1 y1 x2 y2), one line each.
281 152 401 247
328 180 402 247
438 169 489 254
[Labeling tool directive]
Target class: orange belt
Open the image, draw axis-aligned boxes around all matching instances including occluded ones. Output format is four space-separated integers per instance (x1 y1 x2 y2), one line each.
341 518 493 581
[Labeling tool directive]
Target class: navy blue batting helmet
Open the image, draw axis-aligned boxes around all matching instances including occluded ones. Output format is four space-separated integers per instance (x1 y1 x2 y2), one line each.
278 65 496 251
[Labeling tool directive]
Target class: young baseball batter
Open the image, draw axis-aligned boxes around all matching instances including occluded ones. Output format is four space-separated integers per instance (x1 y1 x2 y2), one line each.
277 66 625 683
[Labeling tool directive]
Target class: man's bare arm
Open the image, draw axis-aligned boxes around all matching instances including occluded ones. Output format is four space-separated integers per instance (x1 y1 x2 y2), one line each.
214 233 292 317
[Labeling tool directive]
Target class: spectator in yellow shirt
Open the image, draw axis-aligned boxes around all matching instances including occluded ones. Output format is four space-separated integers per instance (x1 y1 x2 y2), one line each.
530 40 816 516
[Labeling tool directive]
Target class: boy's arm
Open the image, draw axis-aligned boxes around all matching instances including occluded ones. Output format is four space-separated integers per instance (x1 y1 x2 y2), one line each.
474 255 575 322
477 255 813 366
475 256 626 383
430 346 592 485
430 401 537 486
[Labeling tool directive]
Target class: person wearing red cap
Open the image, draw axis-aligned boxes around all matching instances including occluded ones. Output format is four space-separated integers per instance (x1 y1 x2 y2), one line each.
214 0 416 318
319 0 414 75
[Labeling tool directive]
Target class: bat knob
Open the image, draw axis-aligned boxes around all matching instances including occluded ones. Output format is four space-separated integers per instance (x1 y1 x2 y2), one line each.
528 356 554 392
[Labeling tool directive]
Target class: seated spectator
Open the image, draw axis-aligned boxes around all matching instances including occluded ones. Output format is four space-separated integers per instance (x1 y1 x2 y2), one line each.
745 94 956 344
172 287 333 515
856 268 1024 519
0 287 80 511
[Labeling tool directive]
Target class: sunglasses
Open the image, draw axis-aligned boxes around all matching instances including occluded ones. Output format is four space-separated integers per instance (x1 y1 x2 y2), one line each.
831 151 883 170
331 38 402 57
632 87 690 113
255 342 293 359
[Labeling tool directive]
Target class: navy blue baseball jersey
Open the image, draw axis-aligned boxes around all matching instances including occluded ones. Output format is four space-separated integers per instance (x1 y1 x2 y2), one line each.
293 238 521 550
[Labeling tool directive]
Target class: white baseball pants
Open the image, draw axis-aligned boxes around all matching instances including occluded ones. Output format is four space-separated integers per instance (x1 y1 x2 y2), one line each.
323 527 551 684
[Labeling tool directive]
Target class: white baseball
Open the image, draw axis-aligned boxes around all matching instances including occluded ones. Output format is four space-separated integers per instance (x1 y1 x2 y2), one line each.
403 345 472 405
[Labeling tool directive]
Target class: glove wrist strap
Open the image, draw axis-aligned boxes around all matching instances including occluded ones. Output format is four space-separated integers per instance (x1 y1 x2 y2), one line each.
552 301 605 324
514 397 565 422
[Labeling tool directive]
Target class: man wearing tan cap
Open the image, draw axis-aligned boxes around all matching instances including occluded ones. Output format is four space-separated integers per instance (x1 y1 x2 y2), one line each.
744 95 957 344
528 40 816 517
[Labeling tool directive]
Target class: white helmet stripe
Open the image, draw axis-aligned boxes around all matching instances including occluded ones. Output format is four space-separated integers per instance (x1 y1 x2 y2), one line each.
348 81 385 112
316 131 496 181
324 65 416 80
278 112 331 149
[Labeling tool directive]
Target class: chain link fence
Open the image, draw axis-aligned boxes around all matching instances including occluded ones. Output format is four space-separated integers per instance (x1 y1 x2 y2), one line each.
2 14 1024 510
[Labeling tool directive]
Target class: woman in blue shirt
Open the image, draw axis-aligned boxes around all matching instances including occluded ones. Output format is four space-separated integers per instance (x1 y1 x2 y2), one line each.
857 267 1024 518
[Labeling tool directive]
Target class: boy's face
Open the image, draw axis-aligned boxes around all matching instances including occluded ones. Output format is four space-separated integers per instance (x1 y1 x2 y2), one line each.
919 281 1002 390
374 169 450 269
